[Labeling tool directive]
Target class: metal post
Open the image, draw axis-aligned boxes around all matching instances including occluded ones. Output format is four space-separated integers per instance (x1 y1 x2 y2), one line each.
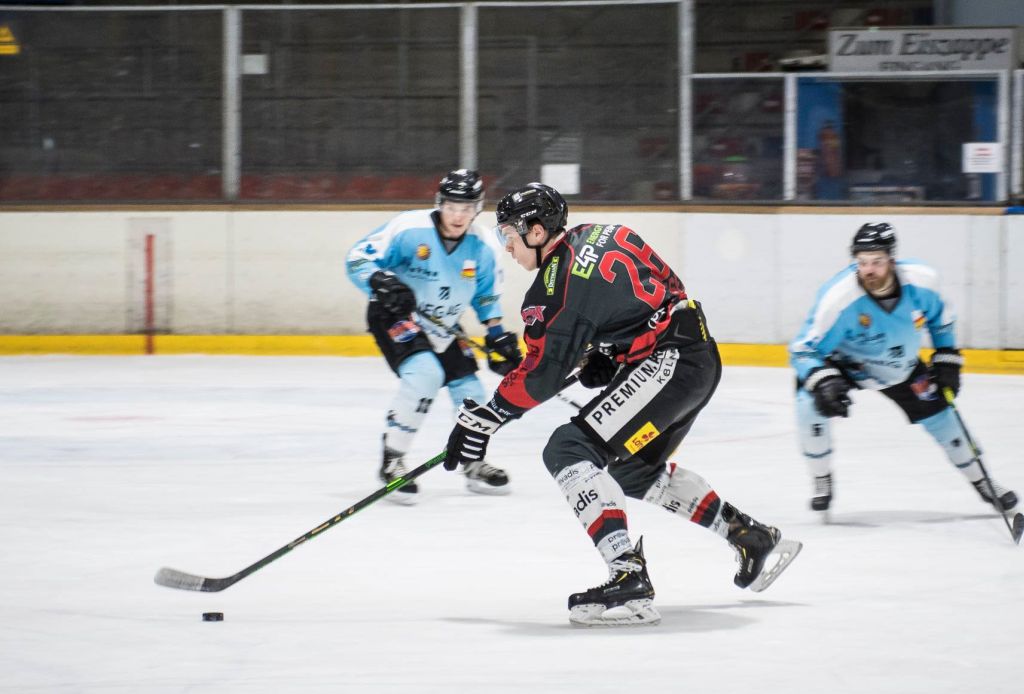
783 73 796 201
222 6 241 201
1012 69 1023 200
997 69 1009 203
460 3 478 170
679 0 693 200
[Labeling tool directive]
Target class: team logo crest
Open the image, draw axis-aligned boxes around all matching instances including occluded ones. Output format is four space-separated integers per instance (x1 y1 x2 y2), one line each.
461 260 477 279
858 313 871 328
521 305 546 326
912 310 926 330
416 244 431 260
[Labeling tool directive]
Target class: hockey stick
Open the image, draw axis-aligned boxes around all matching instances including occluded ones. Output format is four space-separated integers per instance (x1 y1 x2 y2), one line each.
416 312 586 409
154 451 449 592
942 387 1023 544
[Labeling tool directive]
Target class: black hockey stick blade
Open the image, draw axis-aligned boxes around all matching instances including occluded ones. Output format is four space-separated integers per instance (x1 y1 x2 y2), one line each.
154 451 448 592
1011 513 1024 545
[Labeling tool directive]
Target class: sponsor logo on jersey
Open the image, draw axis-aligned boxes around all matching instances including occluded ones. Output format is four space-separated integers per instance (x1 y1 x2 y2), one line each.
912 310 926 330
461 260 477 279
521 305 546 326
625 421 660 454
407 265 439 280
416 244 431 260
571 245 599 279
859 313 871 327
544 256 560 295
586 350 678 436
387 319 421 343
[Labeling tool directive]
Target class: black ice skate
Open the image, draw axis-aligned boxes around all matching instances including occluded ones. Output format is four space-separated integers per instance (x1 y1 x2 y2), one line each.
973 479 1019 513
464 459 511 495
568 537 660 627
811 473 833 515
723 503 802 593
380 442 418 505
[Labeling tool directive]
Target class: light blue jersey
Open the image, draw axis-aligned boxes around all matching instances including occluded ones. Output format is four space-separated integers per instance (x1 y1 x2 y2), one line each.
346 208 505 351
789 259 956 389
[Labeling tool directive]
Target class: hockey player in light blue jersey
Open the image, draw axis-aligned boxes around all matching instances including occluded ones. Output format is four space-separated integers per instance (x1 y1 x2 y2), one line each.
790 222 1017 517
346 169 523 504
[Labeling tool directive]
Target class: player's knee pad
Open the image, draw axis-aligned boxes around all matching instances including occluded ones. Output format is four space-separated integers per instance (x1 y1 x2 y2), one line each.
796 389 832 474
920 408 978 468
642 463 726 532
555 461 631 563
542 422 611 478
446 374 485 411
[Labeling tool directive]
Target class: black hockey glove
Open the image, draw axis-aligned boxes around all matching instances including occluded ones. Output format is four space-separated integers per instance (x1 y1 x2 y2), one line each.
368 270 416 317
930 347 963 397
578 351 618 389
806 368 852 418
445 399 505 470
484 331 523 376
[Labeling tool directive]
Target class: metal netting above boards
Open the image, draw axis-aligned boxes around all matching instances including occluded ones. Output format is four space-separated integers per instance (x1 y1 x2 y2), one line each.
0 2 1021 204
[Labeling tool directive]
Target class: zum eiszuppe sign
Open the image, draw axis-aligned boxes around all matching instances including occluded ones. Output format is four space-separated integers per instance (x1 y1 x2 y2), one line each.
829 26 1019 72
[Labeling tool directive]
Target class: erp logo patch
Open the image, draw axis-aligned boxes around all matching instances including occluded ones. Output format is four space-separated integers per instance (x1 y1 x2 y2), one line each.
625 421 660 454
461 260 477 279
416 244 431 260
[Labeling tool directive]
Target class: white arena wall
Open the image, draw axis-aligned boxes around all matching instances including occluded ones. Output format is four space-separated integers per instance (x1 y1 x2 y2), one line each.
1 208 1022 349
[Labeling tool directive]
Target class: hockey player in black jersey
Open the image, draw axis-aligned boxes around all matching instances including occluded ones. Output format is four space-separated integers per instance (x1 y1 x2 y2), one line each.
443 183 802 626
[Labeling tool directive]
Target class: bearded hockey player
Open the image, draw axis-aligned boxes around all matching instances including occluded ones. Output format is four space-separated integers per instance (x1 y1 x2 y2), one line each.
790 222 1017 517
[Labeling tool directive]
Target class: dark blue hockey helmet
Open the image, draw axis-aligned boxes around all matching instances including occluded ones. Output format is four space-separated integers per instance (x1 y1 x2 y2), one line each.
436 169 484 211
495 182 568 244
851 222 896 256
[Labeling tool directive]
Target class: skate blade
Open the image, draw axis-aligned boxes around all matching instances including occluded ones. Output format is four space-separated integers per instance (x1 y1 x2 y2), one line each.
569 599 661 627
748 539 802 593
465 479 511 496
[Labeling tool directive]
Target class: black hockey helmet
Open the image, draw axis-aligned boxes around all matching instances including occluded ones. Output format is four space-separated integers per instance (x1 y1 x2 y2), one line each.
495 182 568 248
851 222 896 256
436 169 484 211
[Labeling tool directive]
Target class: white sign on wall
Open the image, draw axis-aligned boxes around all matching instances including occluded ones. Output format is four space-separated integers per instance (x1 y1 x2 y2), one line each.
962 142 1003 173
829 26 1018 72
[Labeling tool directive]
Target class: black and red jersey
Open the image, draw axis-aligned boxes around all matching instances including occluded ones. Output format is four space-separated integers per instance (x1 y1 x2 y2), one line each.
493 223 688 417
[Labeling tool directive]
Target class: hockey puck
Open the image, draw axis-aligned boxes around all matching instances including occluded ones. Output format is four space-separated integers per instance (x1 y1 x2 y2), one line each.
202 612 224 622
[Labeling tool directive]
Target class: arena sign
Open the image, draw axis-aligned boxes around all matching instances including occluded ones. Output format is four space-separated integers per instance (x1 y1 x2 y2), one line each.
828 26 1018 72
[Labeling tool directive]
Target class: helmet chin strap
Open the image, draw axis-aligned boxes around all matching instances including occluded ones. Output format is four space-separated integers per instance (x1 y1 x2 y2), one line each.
521 228 553 268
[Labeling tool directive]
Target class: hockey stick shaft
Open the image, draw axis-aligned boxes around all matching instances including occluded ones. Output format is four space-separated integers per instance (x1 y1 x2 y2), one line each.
154 451 449 592
417 312 586 409
942 388 1022 544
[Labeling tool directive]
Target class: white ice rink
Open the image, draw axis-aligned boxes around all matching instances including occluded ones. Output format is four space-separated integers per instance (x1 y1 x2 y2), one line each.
1 355 1021 693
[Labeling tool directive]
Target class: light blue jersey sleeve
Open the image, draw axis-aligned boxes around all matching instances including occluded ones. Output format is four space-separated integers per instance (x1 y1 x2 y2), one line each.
789 266 861 382
345 209 427 296
790 260 958 389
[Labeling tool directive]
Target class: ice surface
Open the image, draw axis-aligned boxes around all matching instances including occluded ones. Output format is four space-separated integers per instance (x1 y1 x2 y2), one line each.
0 355 1020 693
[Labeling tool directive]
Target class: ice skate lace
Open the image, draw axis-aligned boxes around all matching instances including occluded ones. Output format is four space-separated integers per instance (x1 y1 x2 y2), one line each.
465 460 502 479
384 459 409 477
975 479 1010 499
814 474 832 496
592 555 644 587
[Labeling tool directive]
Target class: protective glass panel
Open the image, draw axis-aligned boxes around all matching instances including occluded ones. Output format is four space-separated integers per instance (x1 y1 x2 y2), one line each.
0 10 223 201
797 76 1000 203
477 3 679 202
692 78 784 201
241 8 460 202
